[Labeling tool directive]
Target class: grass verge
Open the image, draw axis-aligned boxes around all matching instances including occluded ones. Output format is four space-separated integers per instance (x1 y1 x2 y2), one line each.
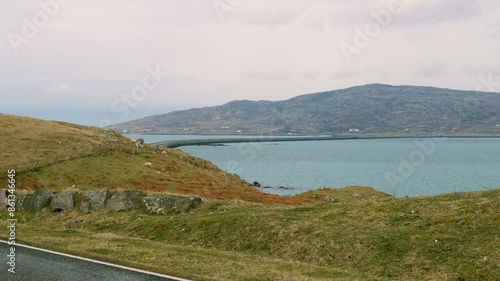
1 188 499 281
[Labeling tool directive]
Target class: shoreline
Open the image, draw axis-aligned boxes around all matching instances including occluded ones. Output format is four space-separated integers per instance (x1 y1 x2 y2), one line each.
153 135 500 148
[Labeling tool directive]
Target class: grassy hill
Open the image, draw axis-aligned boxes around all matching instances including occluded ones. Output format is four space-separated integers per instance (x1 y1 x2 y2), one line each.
0 114 499 280
0 114 315 204
109 84 500 135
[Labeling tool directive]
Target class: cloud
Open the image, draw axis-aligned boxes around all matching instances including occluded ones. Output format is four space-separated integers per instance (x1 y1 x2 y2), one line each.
404 30 429 41
396 0 482 27
485 20 500 38
2 0 500 126
47 82 72 94
416 64 448 77
29 76 51 82
242 6 308 27
241 71 289 80
462 66 500 76
330 71 359 80
303 71 321 80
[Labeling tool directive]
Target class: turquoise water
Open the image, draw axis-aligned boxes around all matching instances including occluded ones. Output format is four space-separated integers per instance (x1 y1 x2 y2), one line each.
179 138 500 197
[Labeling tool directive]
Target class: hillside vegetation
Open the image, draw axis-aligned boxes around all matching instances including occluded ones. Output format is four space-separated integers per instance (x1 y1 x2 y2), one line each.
0 114 314 204
0 114 499 280
110 84 500 135
1 189 499 280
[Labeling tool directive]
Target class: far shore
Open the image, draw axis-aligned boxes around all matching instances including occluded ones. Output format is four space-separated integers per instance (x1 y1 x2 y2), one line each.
153 135 500 148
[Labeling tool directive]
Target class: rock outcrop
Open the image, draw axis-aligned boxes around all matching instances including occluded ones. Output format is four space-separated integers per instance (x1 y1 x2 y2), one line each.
2 188 203 215
107 190 145 211
80 188 111 213
24 190 53 213
50 190 77 213
141 196 202 214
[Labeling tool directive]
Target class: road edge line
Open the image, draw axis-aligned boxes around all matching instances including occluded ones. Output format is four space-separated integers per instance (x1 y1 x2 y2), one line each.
0 240 191 281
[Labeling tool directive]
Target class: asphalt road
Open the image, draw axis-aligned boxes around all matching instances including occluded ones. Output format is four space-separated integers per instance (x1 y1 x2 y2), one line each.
0 241 188 281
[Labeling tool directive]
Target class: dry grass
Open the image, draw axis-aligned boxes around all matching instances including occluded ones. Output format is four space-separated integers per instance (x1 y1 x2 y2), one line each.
0 114 124 172
1 189 498 280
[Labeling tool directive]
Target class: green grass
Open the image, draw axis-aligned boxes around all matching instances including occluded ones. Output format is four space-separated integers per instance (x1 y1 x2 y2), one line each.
1 189 499 281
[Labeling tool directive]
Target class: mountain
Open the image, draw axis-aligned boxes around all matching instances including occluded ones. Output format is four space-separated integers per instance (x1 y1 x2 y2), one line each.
110 84 500 135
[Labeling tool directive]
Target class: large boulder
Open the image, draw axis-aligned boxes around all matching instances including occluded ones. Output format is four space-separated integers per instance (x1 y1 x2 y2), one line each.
80 188 111 213
50 190 78 213
0 189 7 210
141 196 202 214
107 190 145 211
24 190 53 213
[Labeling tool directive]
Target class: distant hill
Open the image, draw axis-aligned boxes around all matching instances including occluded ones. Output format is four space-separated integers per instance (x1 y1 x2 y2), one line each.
110 84 500 135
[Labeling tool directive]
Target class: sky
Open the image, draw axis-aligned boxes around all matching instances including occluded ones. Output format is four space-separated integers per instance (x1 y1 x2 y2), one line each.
1 0 499 126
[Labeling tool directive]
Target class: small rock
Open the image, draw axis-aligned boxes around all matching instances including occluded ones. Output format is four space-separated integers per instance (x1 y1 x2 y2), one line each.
457 219 465 226
50 190 78 213
324 196 338 203
353 193 362 198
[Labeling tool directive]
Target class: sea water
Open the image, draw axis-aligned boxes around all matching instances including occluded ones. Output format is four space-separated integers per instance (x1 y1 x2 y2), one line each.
178 138 500 197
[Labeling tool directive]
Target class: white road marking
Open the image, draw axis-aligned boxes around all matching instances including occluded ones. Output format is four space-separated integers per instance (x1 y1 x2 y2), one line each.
0 240 191 281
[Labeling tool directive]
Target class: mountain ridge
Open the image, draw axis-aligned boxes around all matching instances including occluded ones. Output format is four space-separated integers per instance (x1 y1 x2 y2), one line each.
110 84 500 135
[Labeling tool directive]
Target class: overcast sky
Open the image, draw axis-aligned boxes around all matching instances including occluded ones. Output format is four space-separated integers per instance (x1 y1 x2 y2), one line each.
1 0 499 126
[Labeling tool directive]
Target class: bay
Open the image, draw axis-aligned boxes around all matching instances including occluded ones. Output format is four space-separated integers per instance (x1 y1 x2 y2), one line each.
180 138 500 197
130 135 500 197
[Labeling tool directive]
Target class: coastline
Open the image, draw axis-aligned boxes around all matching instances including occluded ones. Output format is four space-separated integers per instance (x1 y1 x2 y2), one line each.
154 135 500 148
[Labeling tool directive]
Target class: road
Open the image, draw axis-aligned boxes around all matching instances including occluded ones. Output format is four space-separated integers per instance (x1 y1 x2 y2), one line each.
0 241 189 281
